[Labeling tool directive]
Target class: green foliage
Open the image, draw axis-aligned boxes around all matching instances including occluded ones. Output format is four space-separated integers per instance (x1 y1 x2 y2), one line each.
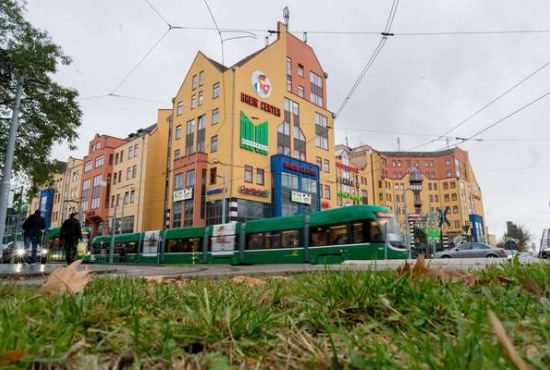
1 264 550 368
0 0 81 190
504 221 532 252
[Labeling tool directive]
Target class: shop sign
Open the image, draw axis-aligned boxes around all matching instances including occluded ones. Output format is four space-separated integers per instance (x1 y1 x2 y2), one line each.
338 177 355 187
336 162 359 173
322 201 331 209
206 188 222 195
291 191 312 205
143 230 160 257
251 71 272 99
283 162 317 176
240 185 269 198
240 111 268 155
173 187 193 202
241 93 281 116
211 223 236 255
337 192 362 202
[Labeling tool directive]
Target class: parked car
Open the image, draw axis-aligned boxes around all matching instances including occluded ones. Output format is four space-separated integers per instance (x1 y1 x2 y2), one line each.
0 241 48 264
435 242 506 258
540 248 550 259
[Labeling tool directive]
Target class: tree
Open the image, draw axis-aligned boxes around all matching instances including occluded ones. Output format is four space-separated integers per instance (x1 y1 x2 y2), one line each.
503 221 532 252
0 0 81 192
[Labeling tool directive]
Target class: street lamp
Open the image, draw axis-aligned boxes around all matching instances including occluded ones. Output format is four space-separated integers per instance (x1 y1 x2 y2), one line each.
218 174 227 224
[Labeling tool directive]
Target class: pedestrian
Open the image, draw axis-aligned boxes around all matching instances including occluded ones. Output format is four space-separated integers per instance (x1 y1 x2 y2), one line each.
60 212 82 264
22 210 46 264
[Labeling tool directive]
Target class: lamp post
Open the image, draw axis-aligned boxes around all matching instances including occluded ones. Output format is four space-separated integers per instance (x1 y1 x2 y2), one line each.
218 174 227 224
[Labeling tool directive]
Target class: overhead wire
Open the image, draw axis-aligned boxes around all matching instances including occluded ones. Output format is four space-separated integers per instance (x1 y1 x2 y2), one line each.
335 0 400 117
406 57 550 151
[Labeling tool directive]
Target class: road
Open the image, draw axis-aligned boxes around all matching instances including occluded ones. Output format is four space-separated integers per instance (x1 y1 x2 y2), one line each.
0 257 545 285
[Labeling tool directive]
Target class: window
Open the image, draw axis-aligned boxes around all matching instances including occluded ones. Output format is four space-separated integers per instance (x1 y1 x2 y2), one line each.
453 206 459 214
434 183 438 191
133 144 138 157
444 194 450 202
174 149 181 159
316 156 322 169
293 126 306 160
185 119 195 156
199 71 204 86
130 190 135 204
198 91 204 106
111 196 115 208
192 74 197 89
128 146 133 159
298 85 304 98
91 175 102 209
126 167 131 180
213 82 220 99
172 201 182 228
84 161 93 173
191 94 197 109
428 183 432 191
452 193 458 201
120 150 124 162
72 171 79 182
132 165 137 179
323 159 330 173
186 169 195 188
324 184 331 200
429 195 433 202
94 155 104 168
196 115 206 153
450 181 456 189
445 170 452 178
211 135 218 152
118 170 122 183
115 153 119 164
434 195 439 202
309 71 323 107
244 166 253 183
210 167 217 185
454 220 460 228
298 64 304 77
212 108 219 125
276 121 290 156
443 182 449 190
445 158 450 166
257 168 264 185
397 161 402 167
81 179 90 211
174 173 184 190
315 113 329 150
286 58 292 91
175 125 182 140
177 101 183 115
113 172 117 185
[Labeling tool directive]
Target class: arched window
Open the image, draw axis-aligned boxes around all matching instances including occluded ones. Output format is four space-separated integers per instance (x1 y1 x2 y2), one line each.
293 126 306 161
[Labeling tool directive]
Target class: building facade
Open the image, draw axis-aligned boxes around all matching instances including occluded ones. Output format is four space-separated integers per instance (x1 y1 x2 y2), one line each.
167 21 336 227
80 134 127 236
109 109 170 233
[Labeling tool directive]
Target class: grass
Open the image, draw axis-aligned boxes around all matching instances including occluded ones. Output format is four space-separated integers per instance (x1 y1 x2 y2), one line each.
0 262 549 369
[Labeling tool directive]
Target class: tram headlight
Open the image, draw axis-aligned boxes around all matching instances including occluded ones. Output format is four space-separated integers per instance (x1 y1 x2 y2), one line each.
41 249 48 255
15 248 26 257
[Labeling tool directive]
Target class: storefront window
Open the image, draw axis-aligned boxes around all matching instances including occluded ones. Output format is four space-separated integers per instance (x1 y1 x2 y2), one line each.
172 201 182 228
184 200 193 226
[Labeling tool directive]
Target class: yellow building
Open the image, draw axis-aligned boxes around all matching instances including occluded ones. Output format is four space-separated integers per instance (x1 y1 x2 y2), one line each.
168 21 336 227
109 109 170 233
339 145 488 243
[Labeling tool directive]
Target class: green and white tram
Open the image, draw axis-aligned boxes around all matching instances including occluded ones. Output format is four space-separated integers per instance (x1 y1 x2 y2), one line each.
89 205 407 265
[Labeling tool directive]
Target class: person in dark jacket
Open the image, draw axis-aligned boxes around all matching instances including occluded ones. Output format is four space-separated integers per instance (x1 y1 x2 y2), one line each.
22 210 46 263
60 212 82 264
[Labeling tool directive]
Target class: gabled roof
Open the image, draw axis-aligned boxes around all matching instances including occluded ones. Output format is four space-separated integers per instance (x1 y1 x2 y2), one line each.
203 54 227 72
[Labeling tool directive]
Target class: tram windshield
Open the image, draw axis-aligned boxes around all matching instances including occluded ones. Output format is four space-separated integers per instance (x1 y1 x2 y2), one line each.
376 212 405 248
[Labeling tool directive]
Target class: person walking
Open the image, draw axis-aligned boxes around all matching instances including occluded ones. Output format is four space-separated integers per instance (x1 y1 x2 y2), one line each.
60 212 82 264
22 210 46 264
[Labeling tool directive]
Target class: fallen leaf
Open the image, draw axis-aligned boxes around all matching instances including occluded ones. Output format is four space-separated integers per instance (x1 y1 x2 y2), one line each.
519 277 550 306
231 275 267 287
0 350 26 366
396 260 411 276
39 260 92 298
144 276 165 283
488 309 531 370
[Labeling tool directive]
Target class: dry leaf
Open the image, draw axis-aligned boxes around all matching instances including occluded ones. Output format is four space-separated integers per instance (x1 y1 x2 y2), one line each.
0 350 26 366
144 276 165 283
488 309 531 370
397 256 485 286
39 260 92 298
231 275 267 287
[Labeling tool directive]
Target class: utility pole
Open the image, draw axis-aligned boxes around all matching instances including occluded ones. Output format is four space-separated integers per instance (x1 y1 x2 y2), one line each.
109 196 118 263
402 186 412 259
0 74 24 252
219 174 227 224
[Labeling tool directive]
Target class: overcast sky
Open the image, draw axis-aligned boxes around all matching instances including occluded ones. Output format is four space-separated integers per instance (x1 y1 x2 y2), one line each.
24 0 550 242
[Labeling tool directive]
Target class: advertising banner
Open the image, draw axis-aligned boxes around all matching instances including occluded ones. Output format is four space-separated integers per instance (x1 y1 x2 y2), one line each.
291 191 312 205
143 230 160 257
211 223 236 255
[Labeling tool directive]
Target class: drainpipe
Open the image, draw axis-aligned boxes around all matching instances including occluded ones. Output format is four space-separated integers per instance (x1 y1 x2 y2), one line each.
135 136 146 231
229 67 236 217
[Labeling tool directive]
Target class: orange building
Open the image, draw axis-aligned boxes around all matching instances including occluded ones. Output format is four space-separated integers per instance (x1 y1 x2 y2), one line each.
80 134 126 236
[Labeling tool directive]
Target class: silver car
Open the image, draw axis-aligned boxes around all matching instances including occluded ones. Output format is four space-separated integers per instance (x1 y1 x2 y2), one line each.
435 242 506 258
